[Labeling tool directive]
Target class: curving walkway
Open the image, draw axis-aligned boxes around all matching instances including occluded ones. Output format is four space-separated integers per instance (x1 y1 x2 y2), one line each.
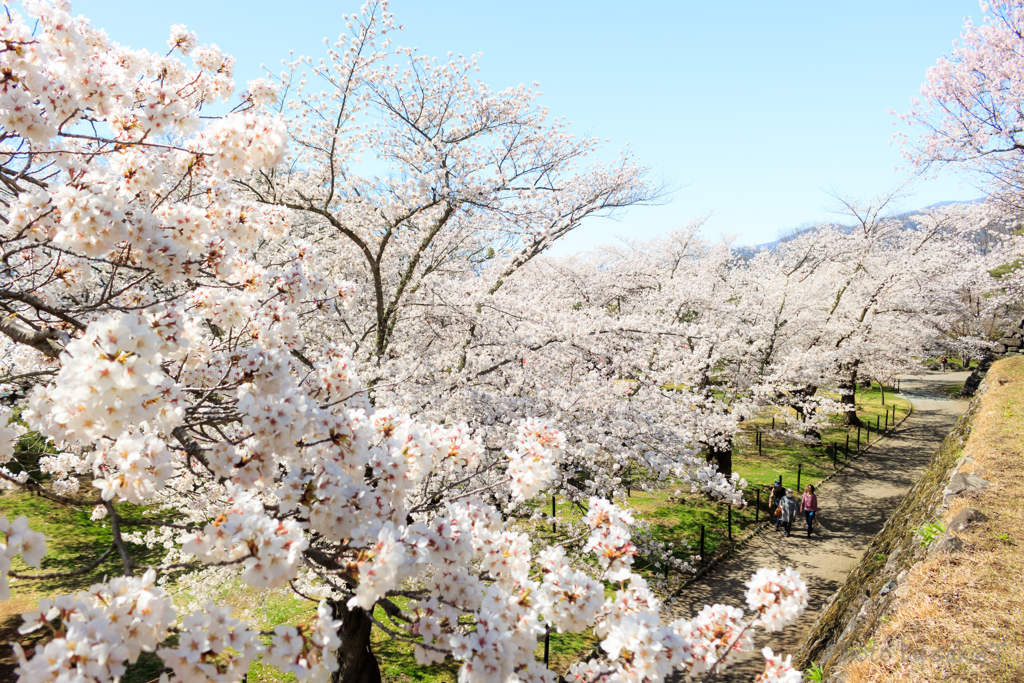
663 371 971 682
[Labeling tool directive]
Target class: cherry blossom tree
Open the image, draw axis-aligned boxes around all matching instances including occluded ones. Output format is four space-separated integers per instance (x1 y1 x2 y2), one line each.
0 3 811 683
895 0 1024 205
403 220 753 485
227 1 757 534
240 1 656 371
528 224 754 480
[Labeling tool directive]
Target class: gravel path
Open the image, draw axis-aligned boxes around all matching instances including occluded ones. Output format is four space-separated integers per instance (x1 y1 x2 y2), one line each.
663 371 971 682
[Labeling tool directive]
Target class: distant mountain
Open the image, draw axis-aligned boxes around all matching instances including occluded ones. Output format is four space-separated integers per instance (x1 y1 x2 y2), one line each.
922 198 985 210
749 198 987 251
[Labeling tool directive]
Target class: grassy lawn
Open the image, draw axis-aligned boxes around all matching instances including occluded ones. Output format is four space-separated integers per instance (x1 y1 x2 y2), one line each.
0 492 171 683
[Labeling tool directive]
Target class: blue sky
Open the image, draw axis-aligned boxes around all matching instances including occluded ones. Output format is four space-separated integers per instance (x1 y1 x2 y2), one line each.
72 0 987 251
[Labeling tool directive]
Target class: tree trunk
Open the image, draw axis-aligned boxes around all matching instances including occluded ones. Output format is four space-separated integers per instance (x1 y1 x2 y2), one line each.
331 601 382 683
841 366 862 427
791 385 820 441
706 438 733 479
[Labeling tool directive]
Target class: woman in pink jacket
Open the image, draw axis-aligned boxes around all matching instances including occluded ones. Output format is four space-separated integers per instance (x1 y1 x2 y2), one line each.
800 484 819 537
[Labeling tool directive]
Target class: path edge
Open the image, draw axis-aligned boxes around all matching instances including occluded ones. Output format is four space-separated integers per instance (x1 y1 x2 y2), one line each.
668 396 917 599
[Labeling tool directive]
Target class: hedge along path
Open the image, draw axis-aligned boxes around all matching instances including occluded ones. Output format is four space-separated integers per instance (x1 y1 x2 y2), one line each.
662 370 972 683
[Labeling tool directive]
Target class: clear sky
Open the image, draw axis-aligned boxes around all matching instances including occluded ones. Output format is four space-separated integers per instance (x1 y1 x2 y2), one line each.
72 0 987 251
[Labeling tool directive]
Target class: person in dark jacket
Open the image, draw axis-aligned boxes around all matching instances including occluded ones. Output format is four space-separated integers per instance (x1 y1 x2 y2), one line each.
768 481 785 530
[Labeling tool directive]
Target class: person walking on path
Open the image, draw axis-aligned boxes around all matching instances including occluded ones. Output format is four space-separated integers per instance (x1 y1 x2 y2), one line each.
778 488 800 537
941 356 948 373
800 484 819 538
661 371 969 680
768 481 785 530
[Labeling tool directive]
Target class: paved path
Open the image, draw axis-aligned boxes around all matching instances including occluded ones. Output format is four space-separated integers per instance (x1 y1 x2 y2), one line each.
664 371 970 682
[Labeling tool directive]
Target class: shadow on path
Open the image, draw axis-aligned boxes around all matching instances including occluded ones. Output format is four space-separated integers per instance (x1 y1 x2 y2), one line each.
663 371 970 682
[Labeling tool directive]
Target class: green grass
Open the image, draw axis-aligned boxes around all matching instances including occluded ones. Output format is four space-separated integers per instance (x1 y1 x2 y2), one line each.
0 491 172 683
533 629 600 676
0 492 167 594
627 487 754 561
737 386 910 489
940 382 966 397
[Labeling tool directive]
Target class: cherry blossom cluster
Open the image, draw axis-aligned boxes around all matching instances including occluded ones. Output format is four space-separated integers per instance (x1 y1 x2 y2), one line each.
263 602 343 683
755 648 803 683
1 516 47 600
535 547 605 632
157 603 262 683
564 568 808 682
744 567 811 632
24 314 183 444
179 486 307 589
507 419 566 500
0 409 29 490
584 498 638 581
14 570 175 683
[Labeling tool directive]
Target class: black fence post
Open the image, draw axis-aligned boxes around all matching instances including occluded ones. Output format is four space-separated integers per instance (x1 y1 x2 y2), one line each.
857 426 861 450
544 632 550 667
876 415 880 433
832 443 837 468
728 506 733 542
845 433 850 458
551 495 556 533
772 417 776 430
885 409 889 431
779 474 783 487
797 463 802 492
756 488 761 522
699 525 706 564
758 430 762 456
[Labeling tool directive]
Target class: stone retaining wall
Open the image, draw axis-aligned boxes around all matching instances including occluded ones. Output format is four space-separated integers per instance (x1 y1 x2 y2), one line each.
792 382 986 677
